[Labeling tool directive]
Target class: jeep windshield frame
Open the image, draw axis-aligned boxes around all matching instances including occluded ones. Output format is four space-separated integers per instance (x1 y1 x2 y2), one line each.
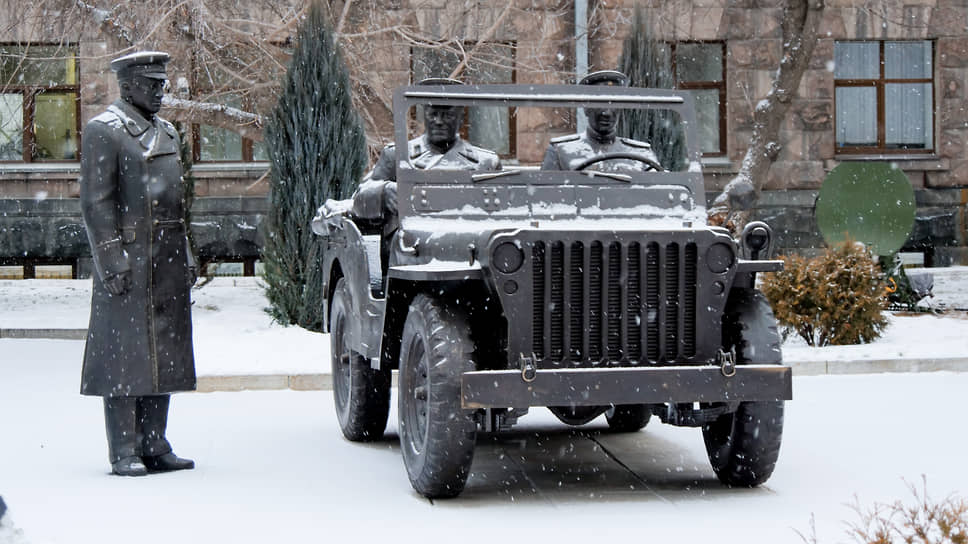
392 84 705 227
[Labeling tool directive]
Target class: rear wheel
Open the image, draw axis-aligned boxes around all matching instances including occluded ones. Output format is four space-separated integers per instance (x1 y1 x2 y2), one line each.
331 278 390 442
702 288 784 487
398 294 477 498
605 404 652 432
549 406 608 426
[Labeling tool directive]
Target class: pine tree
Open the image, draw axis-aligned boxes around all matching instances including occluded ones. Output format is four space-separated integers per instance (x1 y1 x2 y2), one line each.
261 1 367 330
618 6 687 171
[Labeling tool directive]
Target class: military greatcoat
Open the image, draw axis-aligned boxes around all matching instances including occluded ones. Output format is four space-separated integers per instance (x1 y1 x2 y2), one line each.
540 132 660 172
79 99 196 397
351 135 501 221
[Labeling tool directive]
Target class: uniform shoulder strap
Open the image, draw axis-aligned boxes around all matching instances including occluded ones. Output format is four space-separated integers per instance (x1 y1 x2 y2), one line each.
620 137 652 149
550 134 581 145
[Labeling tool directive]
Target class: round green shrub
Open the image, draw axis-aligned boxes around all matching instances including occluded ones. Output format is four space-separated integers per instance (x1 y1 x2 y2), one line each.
760 241 888 347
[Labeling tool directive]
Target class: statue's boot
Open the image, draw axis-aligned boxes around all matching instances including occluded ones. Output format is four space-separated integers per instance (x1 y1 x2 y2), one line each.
104 397 147 476
143 452 195 472
138 395 194 472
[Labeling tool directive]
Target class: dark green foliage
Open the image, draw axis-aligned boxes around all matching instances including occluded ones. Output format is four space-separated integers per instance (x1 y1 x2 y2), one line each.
879 255 928 311
261 1 367 330
761 241 888 347
617 5 687 171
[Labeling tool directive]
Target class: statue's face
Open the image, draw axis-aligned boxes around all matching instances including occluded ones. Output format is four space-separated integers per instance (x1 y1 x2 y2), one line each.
121 76 165 115
424 105 462 150
586 107 617 136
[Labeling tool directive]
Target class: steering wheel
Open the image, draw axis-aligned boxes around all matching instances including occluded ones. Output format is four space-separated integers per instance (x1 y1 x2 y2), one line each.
573 152 664 173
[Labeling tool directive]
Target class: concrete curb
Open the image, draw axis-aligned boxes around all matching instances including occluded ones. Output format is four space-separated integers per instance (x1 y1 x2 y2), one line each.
5 328 965 392
789 358 968 376
0 328 87 340
196 374 333 393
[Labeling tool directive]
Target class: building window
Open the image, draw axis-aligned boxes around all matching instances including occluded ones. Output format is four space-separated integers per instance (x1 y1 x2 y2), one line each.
834 40 934 153
410 43 516 157
672 42 726 156
192 93 266 162
0 44 80 162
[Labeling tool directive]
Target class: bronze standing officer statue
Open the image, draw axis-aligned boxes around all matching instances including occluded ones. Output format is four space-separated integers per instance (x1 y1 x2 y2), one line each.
541 70 661 172
80 51 197 477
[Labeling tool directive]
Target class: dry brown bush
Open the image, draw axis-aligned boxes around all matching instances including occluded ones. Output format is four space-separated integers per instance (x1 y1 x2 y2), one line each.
760 241 888 347
800 478 968 544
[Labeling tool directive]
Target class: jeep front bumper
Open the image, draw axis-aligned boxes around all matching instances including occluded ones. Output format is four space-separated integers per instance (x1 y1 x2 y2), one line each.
461 365 792 409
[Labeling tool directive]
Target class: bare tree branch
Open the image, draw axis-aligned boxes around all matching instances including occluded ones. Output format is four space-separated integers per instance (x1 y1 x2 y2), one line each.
162 96 265 141
335 0 353 35
73 0 135 47
4 0 573 162
708 0 826 234
448 0 513 80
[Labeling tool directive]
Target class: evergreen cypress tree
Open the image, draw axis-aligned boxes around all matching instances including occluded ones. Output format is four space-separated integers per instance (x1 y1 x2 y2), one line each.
618 6 687 171
262 1 366 330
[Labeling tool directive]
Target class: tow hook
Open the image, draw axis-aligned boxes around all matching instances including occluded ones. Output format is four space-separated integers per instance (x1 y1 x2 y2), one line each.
718 349 736 377
520 354 537 382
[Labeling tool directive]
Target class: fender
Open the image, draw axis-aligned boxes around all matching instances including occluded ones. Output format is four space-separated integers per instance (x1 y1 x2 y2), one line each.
320 217 386 363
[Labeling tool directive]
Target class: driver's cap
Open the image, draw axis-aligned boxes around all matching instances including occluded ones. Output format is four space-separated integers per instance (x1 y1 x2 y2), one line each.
579 70 628 87
417 77 463 86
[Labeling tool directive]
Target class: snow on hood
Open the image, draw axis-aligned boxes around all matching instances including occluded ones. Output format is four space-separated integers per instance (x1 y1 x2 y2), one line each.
402 204 708 233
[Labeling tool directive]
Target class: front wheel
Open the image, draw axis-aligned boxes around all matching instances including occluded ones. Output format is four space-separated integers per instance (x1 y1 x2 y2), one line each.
331 278 391 442
702 288 784 487
398 294 478 498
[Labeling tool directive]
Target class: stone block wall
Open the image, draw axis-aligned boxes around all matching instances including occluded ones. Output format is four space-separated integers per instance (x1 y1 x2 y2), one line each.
590 0 968 262
1 0 966 266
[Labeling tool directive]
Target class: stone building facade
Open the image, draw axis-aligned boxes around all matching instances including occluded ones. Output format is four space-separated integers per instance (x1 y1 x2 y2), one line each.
1 0 966 278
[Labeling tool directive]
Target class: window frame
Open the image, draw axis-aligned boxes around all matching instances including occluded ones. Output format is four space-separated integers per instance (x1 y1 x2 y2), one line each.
0 43 81 163
671 41 727 157
191 120 262 163
834 40 936 155
190 94 264 163
408 42 517 159
188 40 291 164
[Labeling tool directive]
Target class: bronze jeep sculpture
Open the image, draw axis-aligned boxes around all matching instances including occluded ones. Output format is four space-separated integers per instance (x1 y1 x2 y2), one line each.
312 83 792 498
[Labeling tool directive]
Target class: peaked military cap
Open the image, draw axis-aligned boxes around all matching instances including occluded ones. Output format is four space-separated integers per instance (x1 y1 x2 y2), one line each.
579 70 629 87
417 77 464 86
110 51 171 80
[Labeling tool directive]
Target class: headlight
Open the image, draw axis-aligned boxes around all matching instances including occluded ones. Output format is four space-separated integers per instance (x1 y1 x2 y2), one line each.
706 243 734 273
493 241 524 274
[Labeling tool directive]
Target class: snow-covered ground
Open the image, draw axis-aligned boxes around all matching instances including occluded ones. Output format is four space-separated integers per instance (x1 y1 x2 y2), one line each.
0 277 327 377
1 270 966 544
1 340 967 544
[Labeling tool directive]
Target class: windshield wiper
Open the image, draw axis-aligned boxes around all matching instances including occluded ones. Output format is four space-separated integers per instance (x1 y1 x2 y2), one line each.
472 169 523 183
583 170 632 182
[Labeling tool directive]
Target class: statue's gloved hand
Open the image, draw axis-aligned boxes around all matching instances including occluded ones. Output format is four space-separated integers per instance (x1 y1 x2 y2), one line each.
383 182 398 217
103 270 131 296
313 199 352 233
322 198 351 218
188 264 198 287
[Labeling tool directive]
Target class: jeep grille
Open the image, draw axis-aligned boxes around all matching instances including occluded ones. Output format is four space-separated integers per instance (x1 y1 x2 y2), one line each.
531 240 697 366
